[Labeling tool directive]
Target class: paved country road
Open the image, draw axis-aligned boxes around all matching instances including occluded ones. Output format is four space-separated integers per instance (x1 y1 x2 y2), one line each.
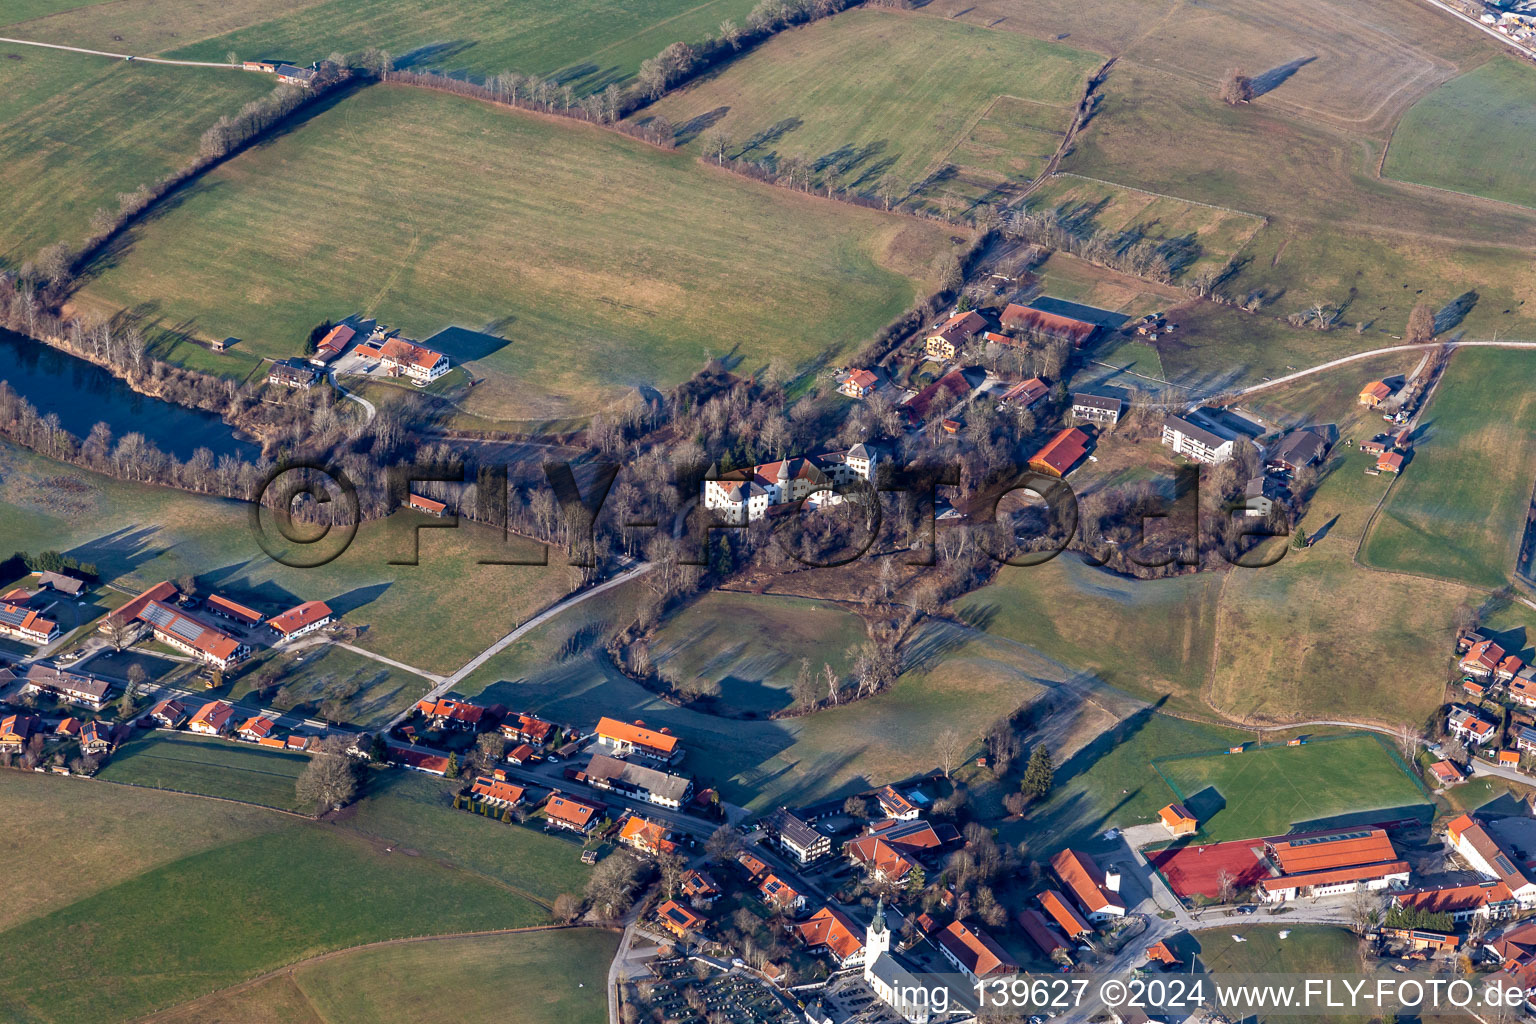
0 36 249 68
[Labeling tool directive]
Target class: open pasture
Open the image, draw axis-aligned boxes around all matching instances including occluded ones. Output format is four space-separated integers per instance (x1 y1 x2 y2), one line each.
0 46 271 262
646 10 1098 205
1387 57 1536 212
78 84 960 420
97 731 310 810
1152 734 1429 843
1361 347 1536 589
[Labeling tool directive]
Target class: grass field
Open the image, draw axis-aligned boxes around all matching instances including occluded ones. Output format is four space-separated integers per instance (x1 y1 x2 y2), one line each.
646 10 1098 204
0 824 546 1023
0 46 271 262
650 591 864 714
6 0 758 92
78 84 958 420
1361 347 1536 589
0 769 285 933
97 732 311 811
145 927 618 1024
1153 734 1429 842
1386 57 1536 210
230 645 434 729
0 440 578 676
1196 925 1374 1023
336 770 593 905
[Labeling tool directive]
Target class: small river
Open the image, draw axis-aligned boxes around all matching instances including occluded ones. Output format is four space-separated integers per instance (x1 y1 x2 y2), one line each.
0 328 260 461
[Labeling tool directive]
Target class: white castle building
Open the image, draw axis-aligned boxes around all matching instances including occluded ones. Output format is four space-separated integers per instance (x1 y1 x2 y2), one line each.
702 443 877 524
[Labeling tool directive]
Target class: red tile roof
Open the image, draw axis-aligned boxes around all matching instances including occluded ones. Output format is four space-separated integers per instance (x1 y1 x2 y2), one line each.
108 580 178 627
937 920 1019 978
189 700 235 731
656 899 704 934
1395 881 1515 914
470 775 526 805
1038 889 1092 937
206 594 264 625
1018 909 1069 958
844 836 916 880
1029 427 1091 477
595 717 679 755
1270 829 1398 874
266 600 333 636
417 698 485 725
794 905 864 963
1001 304 1096 345
389 746 450 774
1050 848 1125 916
618 814 677 854
237 715 275 739
545 791 604 828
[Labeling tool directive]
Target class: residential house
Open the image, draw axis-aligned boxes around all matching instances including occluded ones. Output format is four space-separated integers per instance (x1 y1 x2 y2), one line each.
875 785 920 821
19 665 111 710
0 599 59 645
1038 890 1093 939
469 775 526 809
1257 827 1410 903
845 835 917 883
1241 475 1280 518
1359 381 1393 408
1516 726 1536 755
266 360 319 388
702 444 878 525
1028 427 1091 478
1463 640 1506 680
839 368 880 400
1498 655 1526 684
581 753 693 809
1071 393 1123 425
936 920 1019 982
617 814 678 856
416 698 486 731
924 310 988 361
544 791 605 834
286 735 310 752
1001 303 1097 347
188 700 236 736
862 817 957 853
0 713 39 753
593 717 682 764
146 698 187 729
80 720 113 754
1448 705 1497 745
407 493 447 517
1509 669 1536 709
996 377 1049 410
1158 803 1198 838
1447 814 1536 907
773 808 831 865
1394 880 1518 923
506 743 536 765
680 869 722 904
655 899 704 939
1266 429 1329 473
1428 760 1468 786
389 746 450 776
267 600 334 641
502 712 557 746
205 594 265 627
1377 451 1405 474
1050 849 1127 920
309 323 355 365
736 850 770 880
365 337 450 384
1162 414 1235 464
236 715 277 743
1147 940 1182 967
758 874 806 914
794 905 866 967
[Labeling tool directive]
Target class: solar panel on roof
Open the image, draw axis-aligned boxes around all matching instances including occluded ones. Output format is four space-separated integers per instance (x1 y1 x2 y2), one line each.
1496 853 1517 875
0 607 28 627
168 618 204 641
1284 829 1373 847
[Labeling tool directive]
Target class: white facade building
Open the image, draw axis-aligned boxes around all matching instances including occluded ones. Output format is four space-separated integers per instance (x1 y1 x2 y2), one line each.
703 444 878 524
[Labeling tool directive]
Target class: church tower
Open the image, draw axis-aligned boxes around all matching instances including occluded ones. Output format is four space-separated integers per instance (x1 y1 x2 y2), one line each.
864 895 891 968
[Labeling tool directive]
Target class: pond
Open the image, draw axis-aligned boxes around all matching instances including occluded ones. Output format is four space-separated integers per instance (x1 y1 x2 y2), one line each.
0 328 259 461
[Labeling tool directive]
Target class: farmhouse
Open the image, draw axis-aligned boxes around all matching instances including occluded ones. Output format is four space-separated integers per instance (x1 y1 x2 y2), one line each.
795 905 866 967
267 359 319 388
1038 890 1093 939
773 808 832 865
147 699 187 728
0 714 38 753
924 310 988 360
19 665 111 710
1447 814 1536 906
617 814 678 856
105 580 178 633
655 900 704 939
996 377 1049 410
1377 451 1405 474
1019 909 1071 961
703 444 879 525
1050 848 1126 920
416 698 486 731
1158 803 1198 838
1257 828 1410 903
1028 427 1091 478
0 598 59 645
188 700 236 736
1266 429 1329 473
594 717 681 764
310 323 355 365
34 570 84 596
937 920 1019 982
242 58 286 73
267 600 334 640
1162 414 1235 464
863 816 956 853
1359 381 1393 408
205 594 265 627
358 337 451 384
140 600 248 669
839 368 880 399
544 791 605 833
1071 393 1123 425
581 753 693 809
1001 303 1096 347
1448 705 1497 744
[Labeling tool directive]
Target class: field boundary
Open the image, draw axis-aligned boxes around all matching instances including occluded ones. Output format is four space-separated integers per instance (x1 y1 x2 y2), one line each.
1046 172 1269 222
82 772 315 818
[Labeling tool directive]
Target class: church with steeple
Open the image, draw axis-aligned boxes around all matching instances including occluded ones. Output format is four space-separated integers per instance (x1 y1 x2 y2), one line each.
861 897 936 1024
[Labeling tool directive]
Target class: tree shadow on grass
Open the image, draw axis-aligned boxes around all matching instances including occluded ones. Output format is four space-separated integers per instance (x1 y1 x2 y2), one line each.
1250 56 1316 99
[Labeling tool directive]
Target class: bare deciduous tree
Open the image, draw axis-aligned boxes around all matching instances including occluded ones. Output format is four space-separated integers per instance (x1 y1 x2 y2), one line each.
936 727 963 778
295 752 358 812
1218 67 1254 105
